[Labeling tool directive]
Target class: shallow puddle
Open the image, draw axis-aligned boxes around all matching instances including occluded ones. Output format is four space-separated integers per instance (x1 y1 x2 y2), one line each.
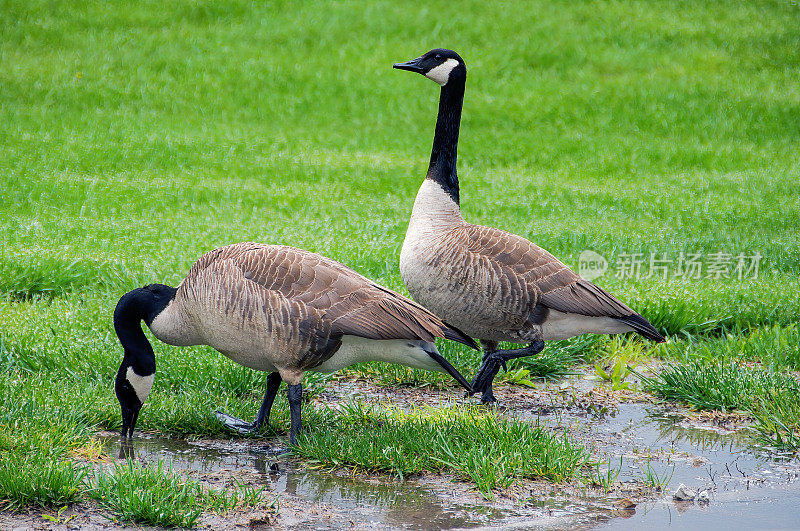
102 435 514 529
577 404 800 530
102 402 800 529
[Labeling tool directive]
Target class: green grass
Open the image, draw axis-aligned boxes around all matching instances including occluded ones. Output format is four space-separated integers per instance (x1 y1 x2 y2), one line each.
88 460 272 528
1 0 800 515
90 462 204 528
638 460 674 491
513 347 581 381
294 401 590 497
512 334 610 380
749 390 800 453
648 324 800 453
642 359 799 412
0 454 272 526
656 325 800 369
642 359 800 452
0 456 86 511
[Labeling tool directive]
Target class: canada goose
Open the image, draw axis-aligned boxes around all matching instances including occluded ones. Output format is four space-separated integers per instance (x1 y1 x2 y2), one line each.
113 242 478 444
393 49 665 404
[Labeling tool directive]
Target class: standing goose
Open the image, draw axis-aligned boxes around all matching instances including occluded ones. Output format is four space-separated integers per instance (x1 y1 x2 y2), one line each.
393 49 665 404
114 242 477 444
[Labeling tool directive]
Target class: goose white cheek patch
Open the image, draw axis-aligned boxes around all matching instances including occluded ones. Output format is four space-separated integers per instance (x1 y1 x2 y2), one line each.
425 58 459 86
126 366 155 403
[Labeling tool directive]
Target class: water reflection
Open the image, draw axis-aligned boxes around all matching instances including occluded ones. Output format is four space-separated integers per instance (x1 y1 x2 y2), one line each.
646 412 745 453
101 435 506 529
98 402 800 530
118 438 134 459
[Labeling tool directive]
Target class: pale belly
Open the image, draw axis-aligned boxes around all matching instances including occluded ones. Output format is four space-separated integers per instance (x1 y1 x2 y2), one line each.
191 308 296 373
311 336 442 374
541 310 633 340
213 347 279 372
218 336 443 376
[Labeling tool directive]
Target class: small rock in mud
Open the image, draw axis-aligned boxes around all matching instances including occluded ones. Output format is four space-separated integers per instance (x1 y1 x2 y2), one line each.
696 490 710 503
673 483 697 501
613 498 637 509
249 512 278 528
612 507 637 518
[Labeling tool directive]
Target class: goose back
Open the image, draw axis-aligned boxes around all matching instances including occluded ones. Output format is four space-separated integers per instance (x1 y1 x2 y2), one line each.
401 216 641 342
151 243 471 376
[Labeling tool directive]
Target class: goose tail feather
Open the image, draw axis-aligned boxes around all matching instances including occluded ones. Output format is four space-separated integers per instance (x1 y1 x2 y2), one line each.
614 313 665 343
442 322 480 350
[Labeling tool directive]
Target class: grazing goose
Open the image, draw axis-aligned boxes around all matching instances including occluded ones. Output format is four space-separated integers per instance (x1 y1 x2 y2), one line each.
393 49 665 404
113 242 477 444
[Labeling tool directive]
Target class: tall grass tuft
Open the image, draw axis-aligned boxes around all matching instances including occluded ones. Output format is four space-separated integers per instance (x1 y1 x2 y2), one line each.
514 348 581 381
88 460 273 527
749 390 800 453
641 359 800 412
642 359 800 453
294 401 590 497
0 455 86 511
89 461 212 528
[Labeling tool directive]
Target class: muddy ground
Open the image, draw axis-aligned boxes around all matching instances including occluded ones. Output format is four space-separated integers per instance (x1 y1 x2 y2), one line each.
3 367 800 529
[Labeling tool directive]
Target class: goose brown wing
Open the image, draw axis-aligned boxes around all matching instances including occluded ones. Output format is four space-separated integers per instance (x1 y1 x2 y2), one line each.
190 243 477 348
539 276 664 341
456 224 569 325
539 277 635 317
460 225 636 320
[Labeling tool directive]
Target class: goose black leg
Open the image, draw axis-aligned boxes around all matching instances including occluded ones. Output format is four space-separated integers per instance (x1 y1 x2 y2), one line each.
216 372 282 434
471 339 545 405
474 340 499 403
252 372 283 429
287 383 302 445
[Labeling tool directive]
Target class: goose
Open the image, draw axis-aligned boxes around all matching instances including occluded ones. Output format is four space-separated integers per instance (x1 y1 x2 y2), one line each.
113 242 478 444
393 49 665 404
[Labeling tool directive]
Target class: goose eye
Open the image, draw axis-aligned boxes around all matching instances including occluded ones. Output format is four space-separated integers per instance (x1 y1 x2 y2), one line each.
434 54 442 60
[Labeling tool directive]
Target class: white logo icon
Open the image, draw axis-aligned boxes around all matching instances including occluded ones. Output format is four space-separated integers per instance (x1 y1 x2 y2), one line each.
578 250 608 281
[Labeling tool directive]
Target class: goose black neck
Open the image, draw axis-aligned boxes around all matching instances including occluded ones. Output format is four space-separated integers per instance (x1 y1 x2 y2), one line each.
113 284 176 374
427 80 465 205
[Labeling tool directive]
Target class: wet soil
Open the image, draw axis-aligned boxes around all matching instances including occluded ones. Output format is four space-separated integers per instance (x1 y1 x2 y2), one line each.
4 369 799 529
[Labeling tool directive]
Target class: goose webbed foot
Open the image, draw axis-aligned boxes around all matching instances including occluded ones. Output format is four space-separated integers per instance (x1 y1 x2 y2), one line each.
217 371 282 436
479 387 497 406
214 411 266 434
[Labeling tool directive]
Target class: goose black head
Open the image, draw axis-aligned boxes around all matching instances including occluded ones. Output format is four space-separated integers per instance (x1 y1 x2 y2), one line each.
113 284 176 438
393 48 466 86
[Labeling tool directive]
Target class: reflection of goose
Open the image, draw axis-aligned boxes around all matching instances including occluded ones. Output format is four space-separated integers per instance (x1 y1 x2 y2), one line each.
113 243 477 444
291 468 403 507
393 49 664 404
651 413 738 453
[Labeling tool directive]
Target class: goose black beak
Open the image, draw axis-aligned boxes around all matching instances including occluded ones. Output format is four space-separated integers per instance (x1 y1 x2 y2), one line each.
393 57 425 74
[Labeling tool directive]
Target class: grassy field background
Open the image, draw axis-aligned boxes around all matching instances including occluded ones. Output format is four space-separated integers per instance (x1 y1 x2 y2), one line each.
1 0 800 522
